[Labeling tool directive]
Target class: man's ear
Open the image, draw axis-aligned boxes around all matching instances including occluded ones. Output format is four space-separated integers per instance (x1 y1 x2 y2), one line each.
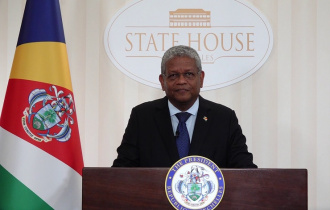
159 74 165 91
199 71 205 88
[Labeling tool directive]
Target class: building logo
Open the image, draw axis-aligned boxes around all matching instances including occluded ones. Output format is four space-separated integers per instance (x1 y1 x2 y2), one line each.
104 0 273 90
169 9 211 28
165 156 225 210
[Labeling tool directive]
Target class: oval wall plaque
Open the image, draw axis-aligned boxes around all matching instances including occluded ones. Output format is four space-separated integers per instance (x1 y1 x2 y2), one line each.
104 0 273 90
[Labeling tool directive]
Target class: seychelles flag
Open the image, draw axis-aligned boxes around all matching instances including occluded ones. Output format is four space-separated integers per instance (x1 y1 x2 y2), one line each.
0 0 84 209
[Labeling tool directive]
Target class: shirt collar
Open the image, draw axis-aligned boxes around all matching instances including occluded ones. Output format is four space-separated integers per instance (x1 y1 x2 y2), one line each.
168 97 199 117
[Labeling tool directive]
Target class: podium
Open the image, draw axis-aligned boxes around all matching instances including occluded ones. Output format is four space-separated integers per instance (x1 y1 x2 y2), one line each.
82 168 307 209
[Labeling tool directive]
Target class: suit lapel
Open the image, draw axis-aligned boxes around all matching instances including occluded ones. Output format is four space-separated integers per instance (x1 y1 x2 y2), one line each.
154 97 180 162
189 97 211 155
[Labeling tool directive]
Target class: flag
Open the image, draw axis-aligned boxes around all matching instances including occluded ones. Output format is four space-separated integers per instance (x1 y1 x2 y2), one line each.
0 0 84 209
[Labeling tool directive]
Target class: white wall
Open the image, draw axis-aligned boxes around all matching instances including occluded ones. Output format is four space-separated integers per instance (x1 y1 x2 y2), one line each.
0 0 329 209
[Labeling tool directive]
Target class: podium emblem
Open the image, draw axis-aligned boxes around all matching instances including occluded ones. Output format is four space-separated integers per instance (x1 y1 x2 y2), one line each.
165 156 225 210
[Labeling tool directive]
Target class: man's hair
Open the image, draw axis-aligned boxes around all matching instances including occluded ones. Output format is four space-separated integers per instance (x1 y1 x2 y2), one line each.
161 45 202 75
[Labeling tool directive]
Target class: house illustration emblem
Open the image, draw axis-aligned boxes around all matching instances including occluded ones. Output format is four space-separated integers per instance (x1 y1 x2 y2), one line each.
169 9 211 28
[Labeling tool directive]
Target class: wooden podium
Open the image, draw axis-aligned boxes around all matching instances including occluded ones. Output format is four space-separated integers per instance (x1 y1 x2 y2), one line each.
82 168 307 209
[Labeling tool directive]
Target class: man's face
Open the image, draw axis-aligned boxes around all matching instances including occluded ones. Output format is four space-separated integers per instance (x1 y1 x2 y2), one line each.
159 56 205 111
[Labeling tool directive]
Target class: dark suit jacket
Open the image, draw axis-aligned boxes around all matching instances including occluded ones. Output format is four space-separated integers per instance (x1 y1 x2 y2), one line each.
112 96 257 168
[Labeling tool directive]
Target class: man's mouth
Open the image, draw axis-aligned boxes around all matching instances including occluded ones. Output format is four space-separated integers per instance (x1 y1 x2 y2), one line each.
176 89 189 93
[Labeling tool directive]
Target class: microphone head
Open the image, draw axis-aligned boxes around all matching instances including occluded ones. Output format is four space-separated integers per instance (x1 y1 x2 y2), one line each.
175 130 180 136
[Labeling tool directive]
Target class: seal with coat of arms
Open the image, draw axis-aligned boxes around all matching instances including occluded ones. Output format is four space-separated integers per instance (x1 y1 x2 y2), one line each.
165 156 225 210
22 85 76 143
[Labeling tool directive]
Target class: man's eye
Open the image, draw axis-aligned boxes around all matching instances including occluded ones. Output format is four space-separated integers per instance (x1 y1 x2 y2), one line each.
185 72 195 78
168 74 177 79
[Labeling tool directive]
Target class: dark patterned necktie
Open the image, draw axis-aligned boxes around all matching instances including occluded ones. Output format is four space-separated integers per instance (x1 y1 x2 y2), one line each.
175 112 192 158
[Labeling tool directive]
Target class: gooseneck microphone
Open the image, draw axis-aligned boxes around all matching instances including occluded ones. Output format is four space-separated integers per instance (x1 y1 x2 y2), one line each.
175 130 180 137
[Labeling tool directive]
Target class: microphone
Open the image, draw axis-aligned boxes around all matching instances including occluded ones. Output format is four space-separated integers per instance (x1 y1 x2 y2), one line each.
175 130 180 137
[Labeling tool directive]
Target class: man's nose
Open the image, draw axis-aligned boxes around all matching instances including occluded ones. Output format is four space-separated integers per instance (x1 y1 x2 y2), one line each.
177 73 187 83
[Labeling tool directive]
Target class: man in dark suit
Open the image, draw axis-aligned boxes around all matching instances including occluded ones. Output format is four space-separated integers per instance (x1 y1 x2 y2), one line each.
112 45 257 168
